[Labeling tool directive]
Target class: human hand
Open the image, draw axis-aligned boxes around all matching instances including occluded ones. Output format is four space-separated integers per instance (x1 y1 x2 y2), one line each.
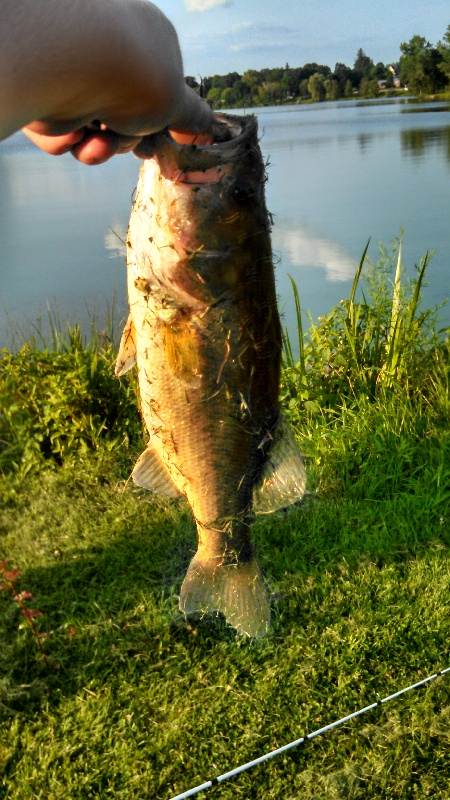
22 82 214 165
21 123 142 164
1 0 214 164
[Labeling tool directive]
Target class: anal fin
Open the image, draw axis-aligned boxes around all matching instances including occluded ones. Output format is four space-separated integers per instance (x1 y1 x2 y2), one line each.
115 313 137 376
253 413 306 514
132 446 182 498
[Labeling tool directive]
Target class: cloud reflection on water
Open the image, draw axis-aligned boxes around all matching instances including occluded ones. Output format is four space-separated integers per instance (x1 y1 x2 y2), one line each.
104 225 127 260
272 223 355 283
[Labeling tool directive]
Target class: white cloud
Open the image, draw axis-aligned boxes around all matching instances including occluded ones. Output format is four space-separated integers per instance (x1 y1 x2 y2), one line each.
227 21 296 36
226 21 254 33
184 0 232 12
230 41 287 52
226 21 300 53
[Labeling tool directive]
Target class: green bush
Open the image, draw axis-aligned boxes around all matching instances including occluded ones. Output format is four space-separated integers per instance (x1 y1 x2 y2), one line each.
281 236 449 419
0 325 142 476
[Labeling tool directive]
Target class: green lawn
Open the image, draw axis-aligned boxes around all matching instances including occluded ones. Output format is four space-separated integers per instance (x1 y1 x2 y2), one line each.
1 242 449 799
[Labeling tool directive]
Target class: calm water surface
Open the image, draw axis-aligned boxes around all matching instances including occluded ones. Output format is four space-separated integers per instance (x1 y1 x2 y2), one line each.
0 98 449 348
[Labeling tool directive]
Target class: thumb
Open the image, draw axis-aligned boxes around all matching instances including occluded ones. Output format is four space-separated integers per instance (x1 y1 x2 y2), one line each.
168 84 214 134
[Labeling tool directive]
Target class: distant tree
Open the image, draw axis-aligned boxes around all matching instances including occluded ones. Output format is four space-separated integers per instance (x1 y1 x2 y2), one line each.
221 87 235 108
344 79 354 97
206 86 223 108
280 70 292 99
385 69 394 88
185 76 199 91
308 73 326 102
209 72 241 91
257 81 284 105
201 76 212 97
222 71 242 89
265 67 284 83
285 66 305 94
360 77 379 98
238 71 258 105
237 81 254 107
334 62 357 93
210 73 226 90
372 62 388 81
242 69 261 93
437 24 450 84
324 77 341 100
299 78 311 98
354 49 374 84
300 63 331 81
399 35 445 94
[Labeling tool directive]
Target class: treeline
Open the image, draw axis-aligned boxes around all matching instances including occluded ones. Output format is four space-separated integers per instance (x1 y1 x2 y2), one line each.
186 25 450 108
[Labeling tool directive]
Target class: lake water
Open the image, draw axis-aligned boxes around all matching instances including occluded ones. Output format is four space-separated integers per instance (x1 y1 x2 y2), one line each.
0 98 449 349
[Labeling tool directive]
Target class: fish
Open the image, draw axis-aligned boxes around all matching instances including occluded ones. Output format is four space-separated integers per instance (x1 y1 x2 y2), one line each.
115 112 306 637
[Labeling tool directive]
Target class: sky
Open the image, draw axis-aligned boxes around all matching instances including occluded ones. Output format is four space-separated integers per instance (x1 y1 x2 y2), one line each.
156 0 449 77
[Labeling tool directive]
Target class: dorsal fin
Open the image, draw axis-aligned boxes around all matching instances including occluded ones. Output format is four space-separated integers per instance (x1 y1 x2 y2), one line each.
115 313 137 376
132 446 182 498
253 414 306 514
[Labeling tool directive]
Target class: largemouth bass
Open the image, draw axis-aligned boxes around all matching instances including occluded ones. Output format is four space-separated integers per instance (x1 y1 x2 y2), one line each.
116 113 306 637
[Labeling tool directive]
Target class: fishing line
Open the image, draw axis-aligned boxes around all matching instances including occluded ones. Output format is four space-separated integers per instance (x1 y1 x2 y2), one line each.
168 665 449 800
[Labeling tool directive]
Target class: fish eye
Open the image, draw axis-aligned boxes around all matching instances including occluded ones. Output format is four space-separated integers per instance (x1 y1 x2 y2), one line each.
232 182 254 204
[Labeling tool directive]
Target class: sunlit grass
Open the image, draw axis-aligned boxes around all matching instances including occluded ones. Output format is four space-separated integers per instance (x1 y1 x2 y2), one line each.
0 239 449 799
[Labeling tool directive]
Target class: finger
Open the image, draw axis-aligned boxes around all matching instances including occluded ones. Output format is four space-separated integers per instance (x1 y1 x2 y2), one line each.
22 127 85 155
71 130 140 165
117 137 142 154
169 130 214 146
133 134 160 160
133 128 214 160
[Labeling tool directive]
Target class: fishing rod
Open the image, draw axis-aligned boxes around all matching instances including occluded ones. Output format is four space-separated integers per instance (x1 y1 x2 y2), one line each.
168 665 450 800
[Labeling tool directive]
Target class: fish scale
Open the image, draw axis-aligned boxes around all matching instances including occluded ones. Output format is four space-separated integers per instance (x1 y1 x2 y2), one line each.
116 113 306 637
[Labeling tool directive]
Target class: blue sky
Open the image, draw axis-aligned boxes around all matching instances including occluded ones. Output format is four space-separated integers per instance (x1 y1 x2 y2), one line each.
157 0 449 77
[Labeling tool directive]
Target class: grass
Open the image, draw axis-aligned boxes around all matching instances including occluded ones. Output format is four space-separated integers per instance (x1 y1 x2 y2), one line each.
0 238 449 799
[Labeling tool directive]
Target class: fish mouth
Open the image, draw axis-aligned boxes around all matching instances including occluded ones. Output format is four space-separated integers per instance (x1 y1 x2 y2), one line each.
168 114 243 147
207 113 244 143
136 113 259 178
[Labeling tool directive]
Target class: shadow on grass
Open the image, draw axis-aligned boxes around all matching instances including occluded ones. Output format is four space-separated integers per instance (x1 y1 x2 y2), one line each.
0 451 448 723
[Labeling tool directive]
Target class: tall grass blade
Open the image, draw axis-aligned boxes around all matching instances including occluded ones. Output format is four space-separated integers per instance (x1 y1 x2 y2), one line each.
282 327 294 369
389 237 402 343
348 238 370 309
288 274 305 376
343 240 371 382
383 238 404 387
407 251 431 329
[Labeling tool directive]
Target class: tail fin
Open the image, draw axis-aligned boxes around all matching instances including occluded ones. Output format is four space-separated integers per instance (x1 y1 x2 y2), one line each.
179 552 270 638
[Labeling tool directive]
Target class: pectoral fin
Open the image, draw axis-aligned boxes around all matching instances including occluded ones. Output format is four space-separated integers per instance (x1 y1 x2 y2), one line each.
132 446 182 498
253 414 306 514
115 313 137 376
